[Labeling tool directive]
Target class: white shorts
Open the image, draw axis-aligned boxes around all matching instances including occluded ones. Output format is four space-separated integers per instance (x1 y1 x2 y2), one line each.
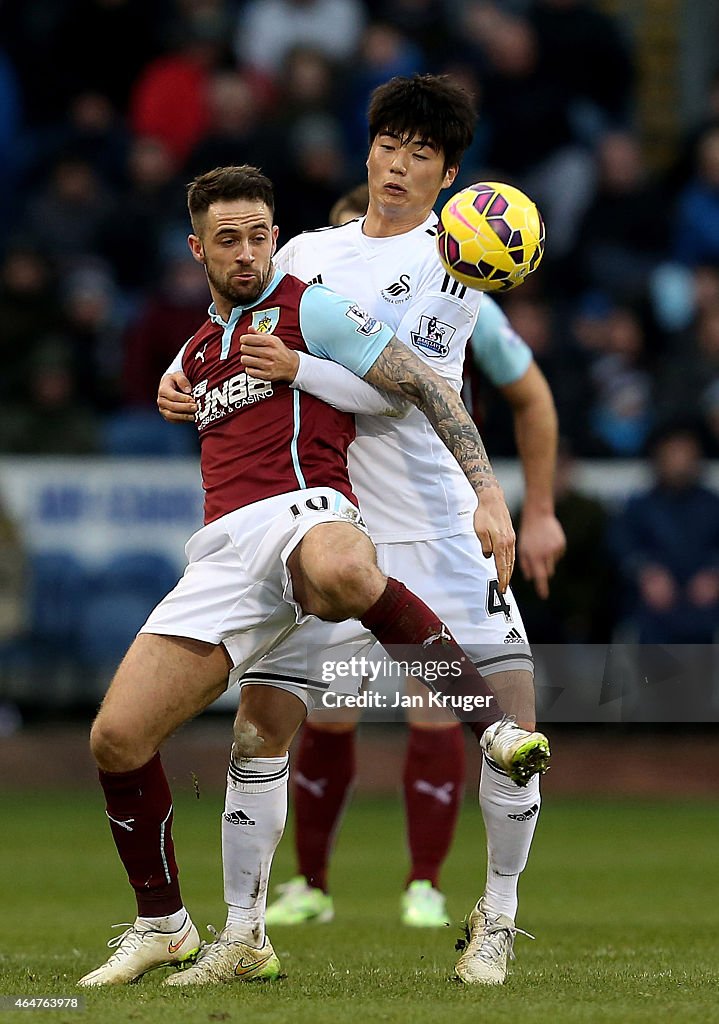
140 487 368 681
242 530 532 709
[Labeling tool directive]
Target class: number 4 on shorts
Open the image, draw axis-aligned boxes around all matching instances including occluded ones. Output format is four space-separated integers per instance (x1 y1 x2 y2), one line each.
486 579 512 621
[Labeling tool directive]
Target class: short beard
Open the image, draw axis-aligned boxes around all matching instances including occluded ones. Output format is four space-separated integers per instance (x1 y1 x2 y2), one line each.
206 263 271 308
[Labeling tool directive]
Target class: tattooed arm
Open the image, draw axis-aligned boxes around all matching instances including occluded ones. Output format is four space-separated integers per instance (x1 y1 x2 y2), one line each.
364 336 516 591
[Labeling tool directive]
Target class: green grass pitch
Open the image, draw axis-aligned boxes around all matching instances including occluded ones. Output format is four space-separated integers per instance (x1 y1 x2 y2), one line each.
1 790 717 1024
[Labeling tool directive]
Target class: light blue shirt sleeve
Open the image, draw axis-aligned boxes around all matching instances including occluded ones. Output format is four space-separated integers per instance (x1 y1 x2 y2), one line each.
298 284 394 377
470 296 533 387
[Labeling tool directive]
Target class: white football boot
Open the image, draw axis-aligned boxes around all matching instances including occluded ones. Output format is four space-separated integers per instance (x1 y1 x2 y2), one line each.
454 897 533 985
480 716 550 787
78 914 200 986
163 925 281 986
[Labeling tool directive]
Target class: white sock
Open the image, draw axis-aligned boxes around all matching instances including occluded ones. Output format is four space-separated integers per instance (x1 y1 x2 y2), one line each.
479 758 541 920
222 753 289 947
138 908 188 932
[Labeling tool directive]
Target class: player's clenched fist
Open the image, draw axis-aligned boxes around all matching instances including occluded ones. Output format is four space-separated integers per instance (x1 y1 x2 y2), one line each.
239 326 300 382
157 372 197 422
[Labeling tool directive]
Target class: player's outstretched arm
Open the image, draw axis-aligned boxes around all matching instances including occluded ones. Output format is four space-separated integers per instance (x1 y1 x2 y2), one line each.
364 336 515 591
240 329 410 418
157 372 197 422
500 362 566 599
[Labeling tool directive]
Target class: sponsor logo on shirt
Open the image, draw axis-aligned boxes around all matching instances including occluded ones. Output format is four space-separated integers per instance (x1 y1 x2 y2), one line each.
193 371 273 427
251 307 280 334
410 315 456 358
381 274 411 303
345 303 382 336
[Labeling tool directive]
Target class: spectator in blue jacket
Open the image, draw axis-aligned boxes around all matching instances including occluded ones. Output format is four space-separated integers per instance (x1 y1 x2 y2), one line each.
610 423 719 643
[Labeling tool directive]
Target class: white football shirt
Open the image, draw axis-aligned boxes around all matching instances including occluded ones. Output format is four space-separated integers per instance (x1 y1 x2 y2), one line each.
275 213 529 542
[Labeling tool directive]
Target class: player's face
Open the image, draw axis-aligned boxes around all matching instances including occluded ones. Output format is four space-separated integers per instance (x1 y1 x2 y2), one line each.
366 133 457 217
189 199 279 311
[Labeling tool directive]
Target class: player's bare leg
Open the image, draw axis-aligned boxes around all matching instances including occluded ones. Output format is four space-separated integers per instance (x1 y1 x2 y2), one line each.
456 668 543 985
166 684 307 986
79 635 231 986
90 634 232 772
484 668 536 732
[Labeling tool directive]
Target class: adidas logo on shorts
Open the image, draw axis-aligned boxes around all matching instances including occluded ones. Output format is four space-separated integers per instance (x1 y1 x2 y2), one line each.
504 628 524 643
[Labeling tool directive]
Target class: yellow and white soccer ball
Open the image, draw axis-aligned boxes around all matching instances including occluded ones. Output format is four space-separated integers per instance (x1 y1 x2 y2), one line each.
436 181 545 293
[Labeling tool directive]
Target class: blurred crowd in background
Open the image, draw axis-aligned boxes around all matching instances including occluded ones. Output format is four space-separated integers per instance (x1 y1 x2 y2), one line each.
0 0 718 685
4 0 719 459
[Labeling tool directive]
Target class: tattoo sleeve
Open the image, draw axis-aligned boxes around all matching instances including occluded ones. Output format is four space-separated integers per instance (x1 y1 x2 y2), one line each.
363 336 498 494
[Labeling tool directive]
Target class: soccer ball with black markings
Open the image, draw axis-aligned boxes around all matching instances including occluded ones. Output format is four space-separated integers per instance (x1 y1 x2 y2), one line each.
436 182 545 293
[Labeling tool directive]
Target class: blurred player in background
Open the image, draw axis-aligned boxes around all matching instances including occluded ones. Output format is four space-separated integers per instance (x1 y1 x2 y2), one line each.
159 75 561 985
81 164 530 990
328 182 370 227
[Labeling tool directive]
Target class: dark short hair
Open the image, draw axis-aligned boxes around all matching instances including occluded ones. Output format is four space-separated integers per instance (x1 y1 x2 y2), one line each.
367 74 476 171
187 165 275 231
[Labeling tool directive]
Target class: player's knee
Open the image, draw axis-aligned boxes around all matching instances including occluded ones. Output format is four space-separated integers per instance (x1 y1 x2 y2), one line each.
232 716 296 759
297 525 382 620
314 557 384 621
232 718 267 759
90 715 149 772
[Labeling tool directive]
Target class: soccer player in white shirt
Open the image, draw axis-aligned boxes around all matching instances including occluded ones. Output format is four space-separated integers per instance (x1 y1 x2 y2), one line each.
252 183 565 941
159 76 561 985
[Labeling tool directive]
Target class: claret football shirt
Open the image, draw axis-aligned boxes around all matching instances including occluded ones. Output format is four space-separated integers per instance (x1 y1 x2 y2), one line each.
169 268 393 523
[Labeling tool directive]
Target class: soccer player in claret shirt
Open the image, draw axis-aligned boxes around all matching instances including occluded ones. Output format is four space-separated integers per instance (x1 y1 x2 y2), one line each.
78 164 534 988
158 75 558 987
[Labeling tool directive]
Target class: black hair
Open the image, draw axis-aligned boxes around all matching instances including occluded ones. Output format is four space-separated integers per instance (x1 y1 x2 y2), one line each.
367 74 476 171
187 165 274 231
